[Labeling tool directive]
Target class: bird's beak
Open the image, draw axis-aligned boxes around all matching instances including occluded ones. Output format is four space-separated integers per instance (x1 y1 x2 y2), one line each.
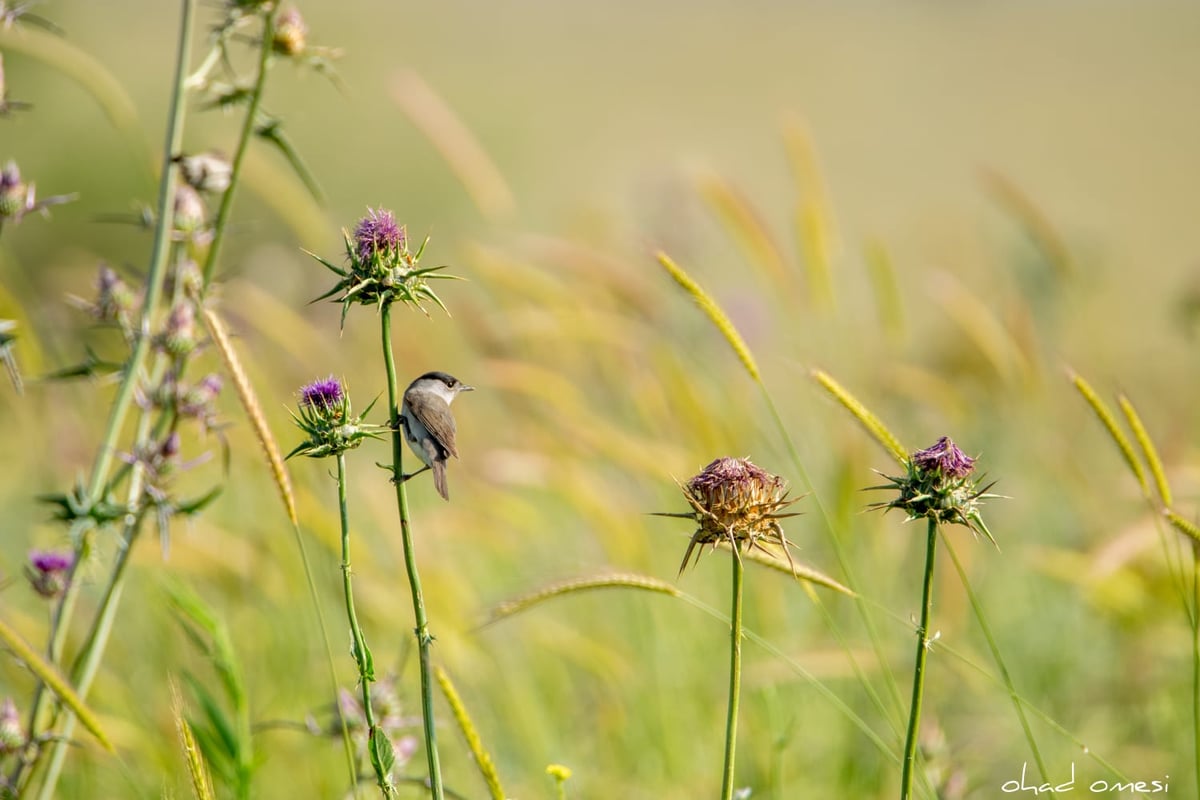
460 385 475 392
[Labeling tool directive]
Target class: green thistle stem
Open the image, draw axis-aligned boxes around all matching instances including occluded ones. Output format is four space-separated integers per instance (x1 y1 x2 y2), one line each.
900 519 938 800
336 454 393 799
200 7 275 290
380 302 444 799
720 546 745 800
12 2 194 794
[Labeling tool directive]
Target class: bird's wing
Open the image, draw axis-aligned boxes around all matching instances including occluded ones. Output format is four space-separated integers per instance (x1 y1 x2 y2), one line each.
404 389 459 459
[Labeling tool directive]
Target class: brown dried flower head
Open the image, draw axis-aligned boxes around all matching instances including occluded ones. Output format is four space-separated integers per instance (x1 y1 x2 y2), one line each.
671 457 798 574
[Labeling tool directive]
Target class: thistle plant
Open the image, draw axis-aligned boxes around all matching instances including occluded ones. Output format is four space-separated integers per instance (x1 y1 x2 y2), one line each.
289 377 395 796
661 456 799 800
0 1 348 796
871 436 1000 800
0 160 75 234
306 209 462 800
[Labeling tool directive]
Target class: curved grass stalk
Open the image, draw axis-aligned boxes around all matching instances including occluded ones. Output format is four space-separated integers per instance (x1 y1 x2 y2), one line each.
940 534 1047 783
487 572 901 767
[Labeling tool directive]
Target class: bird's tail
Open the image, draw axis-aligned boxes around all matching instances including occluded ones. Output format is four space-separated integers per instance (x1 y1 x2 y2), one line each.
433 460 450 501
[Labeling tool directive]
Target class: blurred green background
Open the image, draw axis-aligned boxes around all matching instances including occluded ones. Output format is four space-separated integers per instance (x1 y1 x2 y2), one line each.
1 1 1199 797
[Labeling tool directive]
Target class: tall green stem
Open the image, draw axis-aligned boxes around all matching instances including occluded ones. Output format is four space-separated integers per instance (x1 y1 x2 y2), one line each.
379 302 444 799
900 519 938 800
200 7 275 290
10 3 194 795
720 547 745 800
336 454 393 799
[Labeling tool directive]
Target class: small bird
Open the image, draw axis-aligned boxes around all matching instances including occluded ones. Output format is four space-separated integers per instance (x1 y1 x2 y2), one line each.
400 371 474 500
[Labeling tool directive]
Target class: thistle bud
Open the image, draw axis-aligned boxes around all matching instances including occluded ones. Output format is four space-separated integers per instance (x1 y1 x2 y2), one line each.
26 549 73 599
156 302 197 357
870 436 999 547
0 162 27 218
273 7 308 56
95 264 137 324
0 698 22 755
172 184 207 238
179 373 223 419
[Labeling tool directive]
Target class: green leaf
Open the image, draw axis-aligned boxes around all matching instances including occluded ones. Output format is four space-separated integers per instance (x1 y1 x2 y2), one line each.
369 726 396 779
183 672 240 763
255 115 324 204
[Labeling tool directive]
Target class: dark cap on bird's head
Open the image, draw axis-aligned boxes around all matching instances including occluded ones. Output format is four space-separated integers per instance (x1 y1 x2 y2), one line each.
413 371 473 392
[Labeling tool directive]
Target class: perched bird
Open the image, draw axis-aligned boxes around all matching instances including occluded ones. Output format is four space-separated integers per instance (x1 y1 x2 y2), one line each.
400 371 474 500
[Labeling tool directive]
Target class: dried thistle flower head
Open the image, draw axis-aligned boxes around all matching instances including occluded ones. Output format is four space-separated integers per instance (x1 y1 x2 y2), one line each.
870 436 1000 547
662 457 799 574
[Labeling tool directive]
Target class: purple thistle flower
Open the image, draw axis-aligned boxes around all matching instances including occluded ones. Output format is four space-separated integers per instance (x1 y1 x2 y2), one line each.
911 436 976 480
353 208 405 264
300 376 343 409
27 549 73 598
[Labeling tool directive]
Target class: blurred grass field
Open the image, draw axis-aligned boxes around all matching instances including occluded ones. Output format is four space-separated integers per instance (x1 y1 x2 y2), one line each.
1 1 1199 797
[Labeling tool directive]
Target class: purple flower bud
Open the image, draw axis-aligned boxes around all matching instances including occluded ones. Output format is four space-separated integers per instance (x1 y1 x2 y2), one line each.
911 436 976 480
92 264 136 324
0 697 22 755
300 376 343 409
0 162 19 191
273 7 308 56
0 161 26 217
157 302 197 356
26 549 73 599
353 208 405 264
173 184 207 235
